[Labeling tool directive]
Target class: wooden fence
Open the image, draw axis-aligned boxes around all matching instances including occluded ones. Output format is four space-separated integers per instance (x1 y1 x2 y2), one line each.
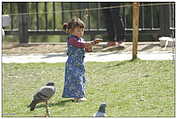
2 2 175 43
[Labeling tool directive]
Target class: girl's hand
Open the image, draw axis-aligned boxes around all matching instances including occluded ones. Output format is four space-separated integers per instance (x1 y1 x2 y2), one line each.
91 38 103 45
85 43 92 52
94 38 103 44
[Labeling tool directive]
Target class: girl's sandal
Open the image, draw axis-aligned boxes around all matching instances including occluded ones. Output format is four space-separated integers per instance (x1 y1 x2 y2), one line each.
72 98 87 102
80 97 87 101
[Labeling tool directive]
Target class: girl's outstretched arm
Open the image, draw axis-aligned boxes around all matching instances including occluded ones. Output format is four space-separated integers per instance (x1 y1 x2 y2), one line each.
68 37 85 48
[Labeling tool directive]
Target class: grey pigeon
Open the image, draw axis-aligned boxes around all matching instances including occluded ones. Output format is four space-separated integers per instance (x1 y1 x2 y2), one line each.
93 103 107 117
28 82 56 111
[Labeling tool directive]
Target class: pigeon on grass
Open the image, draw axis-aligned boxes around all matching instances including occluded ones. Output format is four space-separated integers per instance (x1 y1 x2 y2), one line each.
93 103 107 117
28 82 56 116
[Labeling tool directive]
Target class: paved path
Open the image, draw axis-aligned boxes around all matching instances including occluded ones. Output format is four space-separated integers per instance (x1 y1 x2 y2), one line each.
2 51 175 63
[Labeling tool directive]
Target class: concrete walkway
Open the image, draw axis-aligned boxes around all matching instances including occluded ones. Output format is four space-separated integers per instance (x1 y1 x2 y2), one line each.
2 51 175 63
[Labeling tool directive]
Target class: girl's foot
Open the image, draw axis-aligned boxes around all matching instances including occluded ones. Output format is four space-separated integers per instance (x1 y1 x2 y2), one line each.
72 98 87 102
80 97 87 101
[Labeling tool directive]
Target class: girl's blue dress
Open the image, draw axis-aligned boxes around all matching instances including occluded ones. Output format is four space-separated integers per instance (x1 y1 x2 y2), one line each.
62 35 86 98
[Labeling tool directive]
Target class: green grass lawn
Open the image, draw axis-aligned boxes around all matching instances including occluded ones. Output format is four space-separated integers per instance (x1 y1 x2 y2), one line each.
2 60 175 117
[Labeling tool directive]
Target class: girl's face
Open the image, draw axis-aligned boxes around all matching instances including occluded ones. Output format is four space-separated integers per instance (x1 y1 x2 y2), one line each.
71 27 84 38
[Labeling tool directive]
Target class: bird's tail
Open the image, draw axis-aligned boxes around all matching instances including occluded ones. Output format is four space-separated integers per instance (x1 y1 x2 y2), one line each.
28 100 37 111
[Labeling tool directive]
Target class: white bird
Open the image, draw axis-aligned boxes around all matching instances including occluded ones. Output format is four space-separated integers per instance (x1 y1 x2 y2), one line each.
28 82 56 116
93 103 107 117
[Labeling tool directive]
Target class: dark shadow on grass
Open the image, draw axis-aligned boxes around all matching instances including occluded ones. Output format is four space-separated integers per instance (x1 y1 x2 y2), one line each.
105 59 140 68
96 50 127 57
34 99 73 109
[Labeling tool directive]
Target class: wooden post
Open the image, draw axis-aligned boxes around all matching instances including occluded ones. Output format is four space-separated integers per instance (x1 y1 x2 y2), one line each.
132 2 140 60
18 3 29 44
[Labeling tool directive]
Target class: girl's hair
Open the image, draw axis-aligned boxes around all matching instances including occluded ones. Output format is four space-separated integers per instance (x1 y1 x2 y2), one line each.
63 17 85 33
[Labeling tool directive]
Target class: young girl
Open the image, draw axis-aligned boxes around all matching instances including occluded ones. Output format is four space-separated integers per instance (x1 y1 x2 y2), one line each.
62 18 100 102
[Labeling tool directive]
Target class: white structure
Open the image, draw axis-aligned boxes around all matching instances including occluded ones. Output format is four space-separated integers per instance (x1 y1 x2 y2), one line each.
2 15 11 27
159 37 175 48
2 15 11 39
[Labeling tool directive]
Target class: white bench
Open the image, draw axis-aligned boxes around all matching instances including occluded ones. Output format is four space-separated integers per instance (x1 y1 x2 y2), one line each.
159 37 175 48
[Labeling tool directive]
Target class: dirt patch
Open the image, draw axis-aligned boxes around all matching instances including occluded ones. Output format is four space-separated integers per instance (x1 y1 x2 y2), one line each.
2 42 174 55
